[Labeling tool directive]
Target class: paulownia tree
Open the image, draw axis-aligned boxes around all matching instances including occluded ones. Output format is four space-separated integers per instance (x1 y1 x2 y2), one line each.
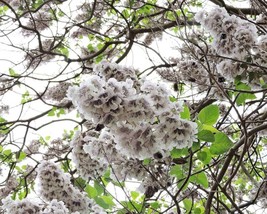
0 0 267 213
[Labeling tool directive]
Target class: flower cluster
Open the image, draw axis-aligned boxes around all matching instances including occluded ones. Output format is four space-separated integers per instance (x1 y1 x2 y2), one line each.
22 165 38 185
195 6 257 60
0 104 9 115
1 197 81 214
22 5 55 36
71 130 108 180
159 6 267 95
256 13 267 28
0 176 18 199
254 35 267 70
72 129 151 185
43 138 70 160
193 5 267 87
1 197 41 214
110 158 148 181
138 158 172 198
41 199 70 214
216 59 244 81
1 194 106 214
68 75 137 125
36 160 106 214
44 82 71 104
71 127 151 181
24 139 41 155
0 76 13 96
93 60 139 83
24 50 56 69
158 59 209 88
68 61 197 160
82 128 122 162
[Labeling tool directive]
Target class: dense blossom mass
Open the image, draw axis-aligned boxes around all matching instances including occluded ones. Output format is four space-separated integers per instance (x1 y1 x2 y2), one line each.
68 61 197 160
159 5 267 98
36 161 105 214
1 161 106 214
0 0 267 213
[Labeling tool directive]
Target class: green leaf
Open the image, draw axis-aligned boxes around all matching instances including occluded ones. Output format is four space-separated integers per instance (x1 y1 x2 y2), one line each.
0 116 6 123
141 17 150 25
45 136 51 141
143 158 151 165
87 44 95 52
201 124 219 133
32 0 44 9
197 148 212 165
57 45 69 57
56 108 65 117
169 96 177 102
121 9 130 18
198 130 215 142
102 169 111 185
197 172 209 188
259 77 267 88
234 75 242 85
198 104 219 125
48 107 56 116
0 117 9 135
130 191 139 200
177 179 190 190
39 136 48 146
47 111 55 116
57 10 65 17
170 148 188 159
190 172 209 188
94 181 104 195
235 83 256 106
94 54 104 63
0 5 9 15
9 68 18 77
150 201 161 209
180 105 190 120
21 91 32 104
101 195 115 207
170 165 185 178
94 197 109 209
210 132 233 155
183 198 193 213
18 189 27 200
166 11 175 21
60 159 71 172
17 152 26 161
15 165 23 173
193 208 202 214
97 43 104 50
120 201 142 212
192 141 200 152
3 149 11 156
74 177 86 189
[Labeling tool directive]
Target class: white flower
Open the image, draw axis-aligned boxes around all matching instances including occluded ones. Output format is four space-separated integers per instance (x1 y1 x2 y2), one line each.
68 62 197 161
216 60 244 80
44 82 71 103
1 197 41 214
42 199 70 214
93 60 138 82
71 131 107 180
36 160 98 214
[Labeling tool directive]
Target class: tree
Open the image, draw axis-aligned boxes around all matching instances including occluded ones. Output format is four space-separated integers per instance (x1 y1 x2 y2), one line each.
0 0 266 213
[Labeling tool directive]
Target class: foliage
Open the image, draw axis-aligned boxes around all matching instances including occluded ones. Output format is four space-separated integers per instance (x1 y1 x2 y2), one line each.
0 0 267 213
